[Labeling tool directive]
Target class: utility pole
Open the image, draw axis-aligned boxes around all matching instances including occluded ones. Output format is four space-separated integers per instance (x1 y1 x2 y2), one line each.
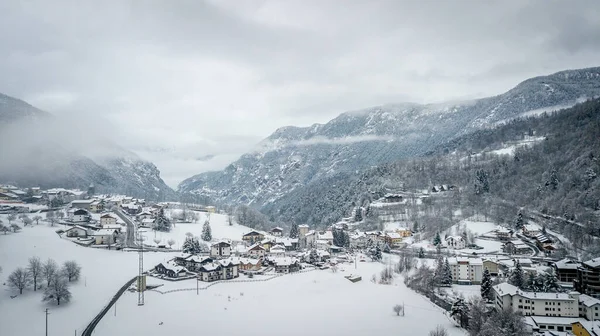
45 308 50 336
196 277 199 295
137 231 145 306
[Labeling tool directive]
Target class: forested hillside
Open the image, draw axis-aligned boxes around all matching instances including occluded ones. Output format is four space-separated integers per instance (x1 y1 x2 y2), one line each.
261 99 600 253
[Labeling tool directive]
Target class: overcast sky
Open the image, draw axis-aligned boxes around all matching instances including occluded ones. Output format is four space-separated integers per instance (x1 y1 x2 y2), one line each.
1 0 599 187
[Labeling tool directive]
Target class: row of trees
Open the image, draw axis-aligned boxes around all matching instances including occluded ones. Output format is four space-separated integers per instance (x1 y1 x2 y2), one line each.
7 257 81 306
449 297 528 336
508 261 560 292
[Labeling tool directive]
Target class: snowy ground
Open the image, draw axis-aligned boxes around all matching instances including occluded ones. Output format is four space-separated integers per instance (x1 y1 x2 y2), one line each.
441 285 482 301
95 260 466 336
0 222 174 336
446 218 497 237
139 212 258 249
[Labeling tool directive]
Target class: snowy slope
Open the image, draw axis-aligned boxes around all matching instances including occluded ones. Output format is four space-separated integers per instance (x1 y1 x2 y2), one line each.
95 259 465 336
179 66 600 211
0 220 173 336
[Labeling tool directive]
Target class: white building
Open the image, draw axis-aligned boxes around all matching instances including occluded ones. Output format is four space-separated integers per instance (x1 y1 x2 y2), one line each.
210 241 231 258
71 209 91 223
92 229 118 245
579 294 600 321
446 235 466 249
64 225 89 238
448 257 483 284
304 230 317 248
269 244 286 257
493 282 580 317
298 224 310 237
100 214 117 226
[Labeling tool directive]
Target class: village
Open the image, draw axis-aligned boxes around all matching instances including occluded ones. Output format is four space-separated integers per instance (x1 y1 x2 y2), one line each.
1 183 600 336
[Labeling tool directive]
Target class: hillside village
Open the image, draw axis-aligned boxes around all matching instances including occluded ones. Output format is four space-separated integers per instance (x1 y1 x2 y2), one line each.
2 181 600 336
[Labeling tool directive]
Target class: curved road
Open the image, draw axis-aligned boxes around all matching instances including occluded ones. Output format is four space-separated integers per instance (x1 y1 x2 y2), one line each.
114 209 138 248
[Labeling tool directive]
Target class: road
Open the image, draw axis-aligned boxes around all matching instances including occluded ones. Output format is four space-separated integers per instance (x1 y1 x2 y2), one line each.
114 208 138 248
515 233 540 257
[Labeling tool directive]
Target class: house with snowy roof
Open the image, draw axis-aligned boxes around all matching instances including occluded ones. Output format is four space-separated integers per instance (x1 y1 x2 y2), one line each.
384 232 402 247
64 225 90 238
503 239 532 255
210 241 232 258
275 237 298 251
155 261 188 278
71 209 91 223
100 213 117 226
269 244 286 257
270 227 283 237
571 320 600 336
523 224 542 237
272 257 300 273
248 243 266 258
91 228 118 245
553 259 581 283
242 230 265 244
197 260 239 282
578 294 600 321
234 258 262 271
174 255 214 272
575 258 600 299
445 235 466 249
494 226 514 240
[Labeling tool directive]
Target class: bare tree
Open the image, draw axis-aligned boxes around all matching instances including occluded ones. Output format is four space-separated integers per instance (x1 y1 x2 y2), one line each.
393 304 404 316
185 232 194 238
0 223 9 234
33 215 42 225
62 261 82 282
10 223 21 232
46 211 57 226
7 214 16 224
56 211 65 220
8 268 32 294
42 259 59 286
167 239 175 248
153 238 161 245
43 275 72 305
228 215 234 226
28 257 43 291
428 326 448 336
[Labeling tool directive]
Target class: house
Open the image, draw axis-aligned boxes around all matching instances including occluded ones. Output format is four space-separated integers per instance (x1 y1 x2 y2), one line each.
493 282 580 317
136 211 154 221
316 239 330 250
91 229 118 245
318 230 334 244
494 227 514 241
349 231 367 249
248 243 266 258
535 234 554 250
71 209 91 223
261 239 276 252
272 258 300 273
121 202 141 215
269 244 286 257
482 259 500 276
523 224 541 237
64 225 89 238
210 241 232 258
571 320 600 336
384 232 402 247
237 258 262 271
448 257 483 284
0 192 19 201
155 261 188 278
365 231 384 245
140 218 154 228
575 258 600 299
89 200 104 213
176 255 213 272
100 214 117 226
71 200 94 210
553 259 581 283
446 236 466 249
396 227 412 237
197 260 239 282
242 230 265 245
205 206 216 213
579 294 600 321
503 240 532 255
275 237 298 251
270 227 284 237
526 316 581 334
383 193 403 203
303 230 317 248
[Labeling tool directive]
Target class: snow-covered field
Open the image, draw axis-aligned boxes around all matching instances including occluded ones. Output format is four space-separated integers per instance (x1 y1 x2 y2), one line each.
447 219 497 236
0 221 173 336
139 212 257 248
95 260 466 336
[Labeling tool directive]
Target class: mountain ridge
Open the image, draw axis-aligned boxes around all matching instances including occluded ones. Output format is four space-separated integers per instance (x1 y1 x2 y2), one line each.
179 66 600 211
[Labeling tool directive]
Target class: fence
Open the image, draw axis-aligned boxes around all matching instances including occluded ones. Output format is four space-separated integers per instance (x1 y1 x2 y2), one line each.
151 274 284 294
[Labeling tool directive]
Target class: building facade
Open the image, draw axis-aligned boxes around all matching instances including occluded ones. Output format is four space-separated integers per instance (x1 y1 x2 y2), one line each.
448 257 483 284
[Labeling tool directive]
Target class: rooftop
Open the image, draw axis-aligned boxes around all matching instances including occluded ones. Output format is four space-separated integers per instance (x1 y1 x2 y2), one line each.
493 283 577 300
580 294 600 307
583 258 600 268
554 258 580 270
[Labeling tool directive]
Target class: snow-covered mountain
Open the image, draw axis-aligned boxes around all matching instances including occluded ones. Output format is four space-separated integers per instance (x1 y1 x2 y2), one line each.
0 93 175 200
179 66 600 207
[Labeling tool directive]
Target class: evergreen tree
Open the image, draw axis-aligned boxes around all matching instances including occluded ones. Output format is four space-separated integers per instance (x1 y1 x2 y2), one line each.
549 167 559 190
542 272 559 292
154 208 172 232
418 247 425 258
182 236 202 254
309 249 319 264
354 207 363 222
201 220 212 242
480 269 493 301
343 231 350 248
370 245 382 261
433 232 442 246
526 272 537 291
413 221 420 233
509 261 525 289
333 229 345 247
382 243 391 253
442 258 453 286
514 210 524 230
289 223 299 239
541 225 547 235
